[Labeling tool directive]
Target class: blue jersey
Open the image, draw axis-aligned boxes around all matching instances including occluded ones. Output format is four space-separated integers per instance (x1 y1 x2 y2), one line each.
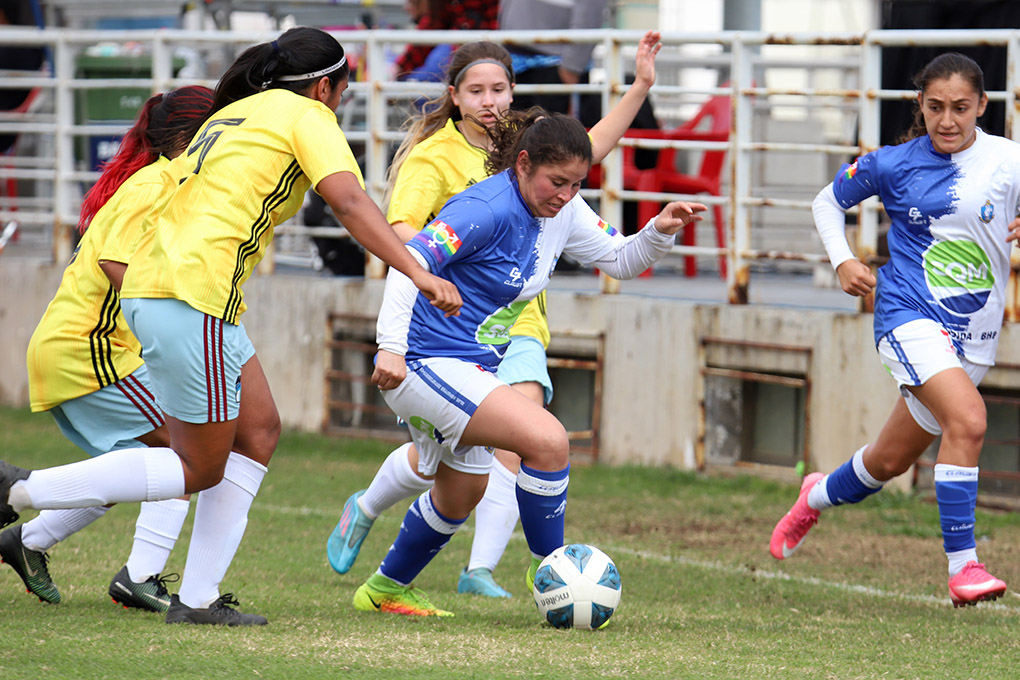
403 170 631 370
832 129 1020 364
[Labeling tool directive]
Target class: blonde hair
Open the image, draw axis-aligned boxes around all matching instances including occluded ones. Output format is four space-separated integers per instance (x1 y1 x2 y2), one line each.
384 41 515 211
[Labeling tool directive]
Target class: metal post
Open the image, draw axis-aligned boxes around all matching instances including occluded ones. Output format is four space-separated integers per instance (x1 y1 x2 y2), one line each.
599 34 624 295
727 35 751 304
857 37 882 314
52 36 74 264
365 35 388 279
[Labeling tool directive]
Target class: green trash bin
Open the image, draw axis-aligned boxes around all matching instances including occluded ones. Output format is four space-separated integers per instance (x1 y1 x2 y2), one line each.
76 53 186 170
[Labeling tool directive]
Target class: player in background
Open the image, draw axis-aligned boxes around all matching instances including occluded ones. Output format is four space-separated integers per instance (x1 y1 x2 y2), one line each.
353 110 705 617
0 87 215 611
770 52 1015 607
327 33 662 599
0 27 461 626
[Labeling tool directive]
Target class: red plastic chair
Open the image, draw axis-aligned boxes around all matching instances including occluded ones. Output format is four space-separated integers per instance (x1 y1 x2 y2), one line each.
588 94 731 277
642 95 731 277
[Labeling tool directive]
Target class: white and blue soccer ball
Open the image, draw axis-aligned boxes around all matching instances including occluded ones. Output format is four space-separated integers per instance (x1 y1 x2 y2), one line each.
532 544 621 629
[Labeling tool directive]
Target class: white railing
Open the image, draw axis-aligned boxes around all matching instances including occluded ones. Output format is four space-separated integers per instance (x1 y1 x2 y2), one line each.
2 28 1018 304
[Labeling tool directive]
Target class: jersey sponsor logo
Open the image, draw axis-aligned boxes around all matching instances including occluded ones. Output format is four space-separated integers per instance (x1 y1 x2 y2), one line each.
597 218 619 237
923 239 994 315
908 207 924 225
421 220 462 258
979 199 994 224
475 299 530 346
503 266 523 287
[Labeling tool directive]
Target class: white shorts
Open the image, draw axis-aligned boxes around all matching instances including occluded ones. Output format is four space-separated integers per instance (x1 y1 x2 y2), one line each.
877 318 989 435
381 356 506 476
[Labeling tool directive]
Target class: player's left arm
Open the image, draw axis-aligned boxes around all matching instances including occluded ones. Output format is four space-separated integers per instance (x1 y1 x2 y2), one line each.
588 30 661 164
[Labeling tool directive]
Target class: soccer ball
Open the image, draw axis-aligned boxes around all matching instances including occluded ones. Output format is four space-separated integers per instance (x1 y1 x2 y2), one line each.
532 544 621 629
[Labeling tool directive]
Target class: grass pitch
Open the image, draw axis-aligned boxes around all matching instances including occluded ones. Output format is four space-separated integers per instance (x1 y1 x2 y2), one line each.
2 406 1020 679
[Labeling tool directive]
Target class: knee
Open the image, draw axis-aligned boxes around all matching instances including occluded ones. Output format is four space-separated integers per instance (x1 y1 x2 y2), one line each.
522 422 570 471
867 455 913 481
180 455 227 492
235 412 281 466
944 408 987 449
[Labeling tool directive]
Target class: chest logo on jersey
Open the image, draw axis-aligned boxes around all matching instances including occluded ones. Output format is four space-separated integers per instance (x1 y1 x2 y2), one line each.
421 220 462 258
979 199 994 224
923 239 994 315
475 299 530 346
503 267 523 287
908 207 925 226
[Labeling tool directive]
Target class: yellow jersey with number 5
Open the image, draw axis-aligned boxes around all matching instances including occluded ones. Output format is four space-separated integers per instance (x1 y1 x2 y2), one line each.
121 89 363 323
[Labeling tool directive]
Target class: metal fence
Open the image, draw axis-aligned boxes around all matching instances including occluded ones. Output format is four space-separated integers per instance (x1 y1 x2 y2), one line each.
2 27 1020 305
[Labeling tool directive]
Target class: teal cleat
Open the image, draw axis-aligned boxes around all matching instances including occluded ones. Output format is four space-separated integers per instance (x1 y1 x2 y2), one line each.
457 567 512 598
327 490 374 574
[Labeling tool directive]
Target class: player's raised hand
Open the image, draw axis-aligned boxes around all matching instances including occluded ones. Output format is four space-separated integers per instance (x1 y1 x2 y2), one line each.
652 201 707 236
835 259 876 297
634 31 662 89
372 349 407 390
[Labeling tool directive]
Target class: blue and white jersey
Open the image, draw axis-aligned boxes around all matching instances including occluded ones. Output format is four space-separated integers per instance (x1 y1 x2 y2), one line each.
832 129 1020 365
401 169 662 371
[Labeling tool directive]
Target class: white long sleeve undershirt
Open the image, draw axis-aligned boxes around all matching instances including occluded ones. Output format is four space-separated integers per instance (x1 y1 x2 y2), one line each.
812 183 857 271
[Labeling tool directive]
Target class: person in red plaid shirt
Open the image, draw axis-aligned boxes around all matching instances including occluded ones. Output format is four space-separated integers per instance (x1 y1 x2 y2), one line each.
395 0 498 80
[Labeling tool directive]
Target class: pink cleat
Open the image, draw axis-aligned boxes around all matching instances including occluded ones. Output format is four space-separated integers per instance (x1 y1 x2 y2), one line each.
948 561 1006 608
770 472 824 560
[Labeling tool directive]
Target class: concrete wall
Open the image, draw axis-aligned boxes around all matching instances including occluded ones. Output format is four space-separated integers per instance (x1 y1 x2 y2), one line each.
6 257 1020 492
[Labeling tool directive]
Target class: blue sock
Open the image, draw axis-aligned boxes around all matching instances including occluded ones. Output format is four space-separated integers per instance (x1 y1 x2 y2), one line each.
934 464 978 555
378 490 465 586
821 447 883 507
516 463 569 558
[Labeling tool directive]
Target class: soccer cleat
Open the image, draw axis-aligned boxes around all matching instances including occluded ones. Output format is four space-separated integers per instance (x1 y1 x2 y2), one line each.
457 567 512 598
327 490 374 574
770 472 825 560
948 561 1007 608
0 525 60 604
165 593 268 626
0 461 31 530
525 556 542 592
353 573 453 617
108 566 178 613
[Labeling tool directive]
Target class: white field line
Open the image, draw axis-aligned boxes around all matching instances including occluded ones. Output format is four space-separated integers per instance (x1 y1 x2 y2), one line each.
256 502 1020 614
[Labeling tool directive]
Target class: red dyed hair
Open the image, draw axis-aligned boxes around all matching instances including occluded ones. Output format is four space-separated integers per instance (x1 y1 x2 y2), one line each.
77 85 214 233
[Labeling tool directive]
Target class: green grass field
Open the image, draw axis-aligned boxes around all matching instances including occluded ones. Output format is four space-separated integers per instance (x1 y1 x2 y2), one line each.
2 405 1020 679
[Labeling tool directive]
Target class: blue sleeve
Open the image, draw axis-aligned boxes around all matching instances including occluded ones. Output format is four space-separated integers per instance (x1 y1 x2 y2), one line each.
408 196 495 274
831 149 882 210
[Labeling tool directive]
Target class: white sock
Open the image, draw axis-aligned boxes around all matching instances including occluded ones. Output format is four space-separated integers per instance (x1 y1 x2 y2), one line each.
468 460 519 572
359 443 431 519
10 447 185 510
947 548 979 576
126 498 190 582
20 506 109 552
176 452 266 609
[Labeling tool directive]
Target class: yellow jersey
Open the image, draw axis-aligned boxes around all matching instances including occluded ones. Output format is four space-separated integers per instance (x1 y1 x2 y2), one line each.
388 117 550 348
26 158 169 411
121 89 363 323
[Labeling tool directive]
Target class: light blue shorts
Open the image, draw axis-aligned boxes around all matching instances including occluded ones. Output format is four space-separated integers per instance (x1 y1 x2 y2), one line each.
50 364 164 457
497 336 553 405
121 297 255 424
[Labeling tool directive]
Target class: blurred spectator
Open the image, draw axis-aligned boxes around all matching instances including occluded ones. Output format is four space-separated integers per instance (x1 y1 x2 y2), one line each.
394 0 498 81
0 0 46 153
498 0 608 120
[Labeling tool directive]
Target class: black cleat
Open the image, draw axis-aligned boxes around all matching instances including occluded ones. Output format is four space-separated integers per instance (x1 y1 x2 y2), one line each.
108 566 177 613
0 461 31 530
0 524 60 603
165 593 268 626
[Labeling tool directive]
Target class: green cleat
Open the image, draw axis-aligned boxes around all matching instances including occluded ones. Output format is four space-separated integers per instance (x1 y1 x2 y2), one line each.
108 565 178 613
353 573 454 617
525 556 542 592
0 524 60 604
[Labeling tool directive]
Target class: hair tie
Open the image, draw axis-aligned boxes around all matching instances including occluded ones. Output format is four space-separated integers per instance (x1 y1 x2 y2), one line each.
452 58 514 87
271 40 280 55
